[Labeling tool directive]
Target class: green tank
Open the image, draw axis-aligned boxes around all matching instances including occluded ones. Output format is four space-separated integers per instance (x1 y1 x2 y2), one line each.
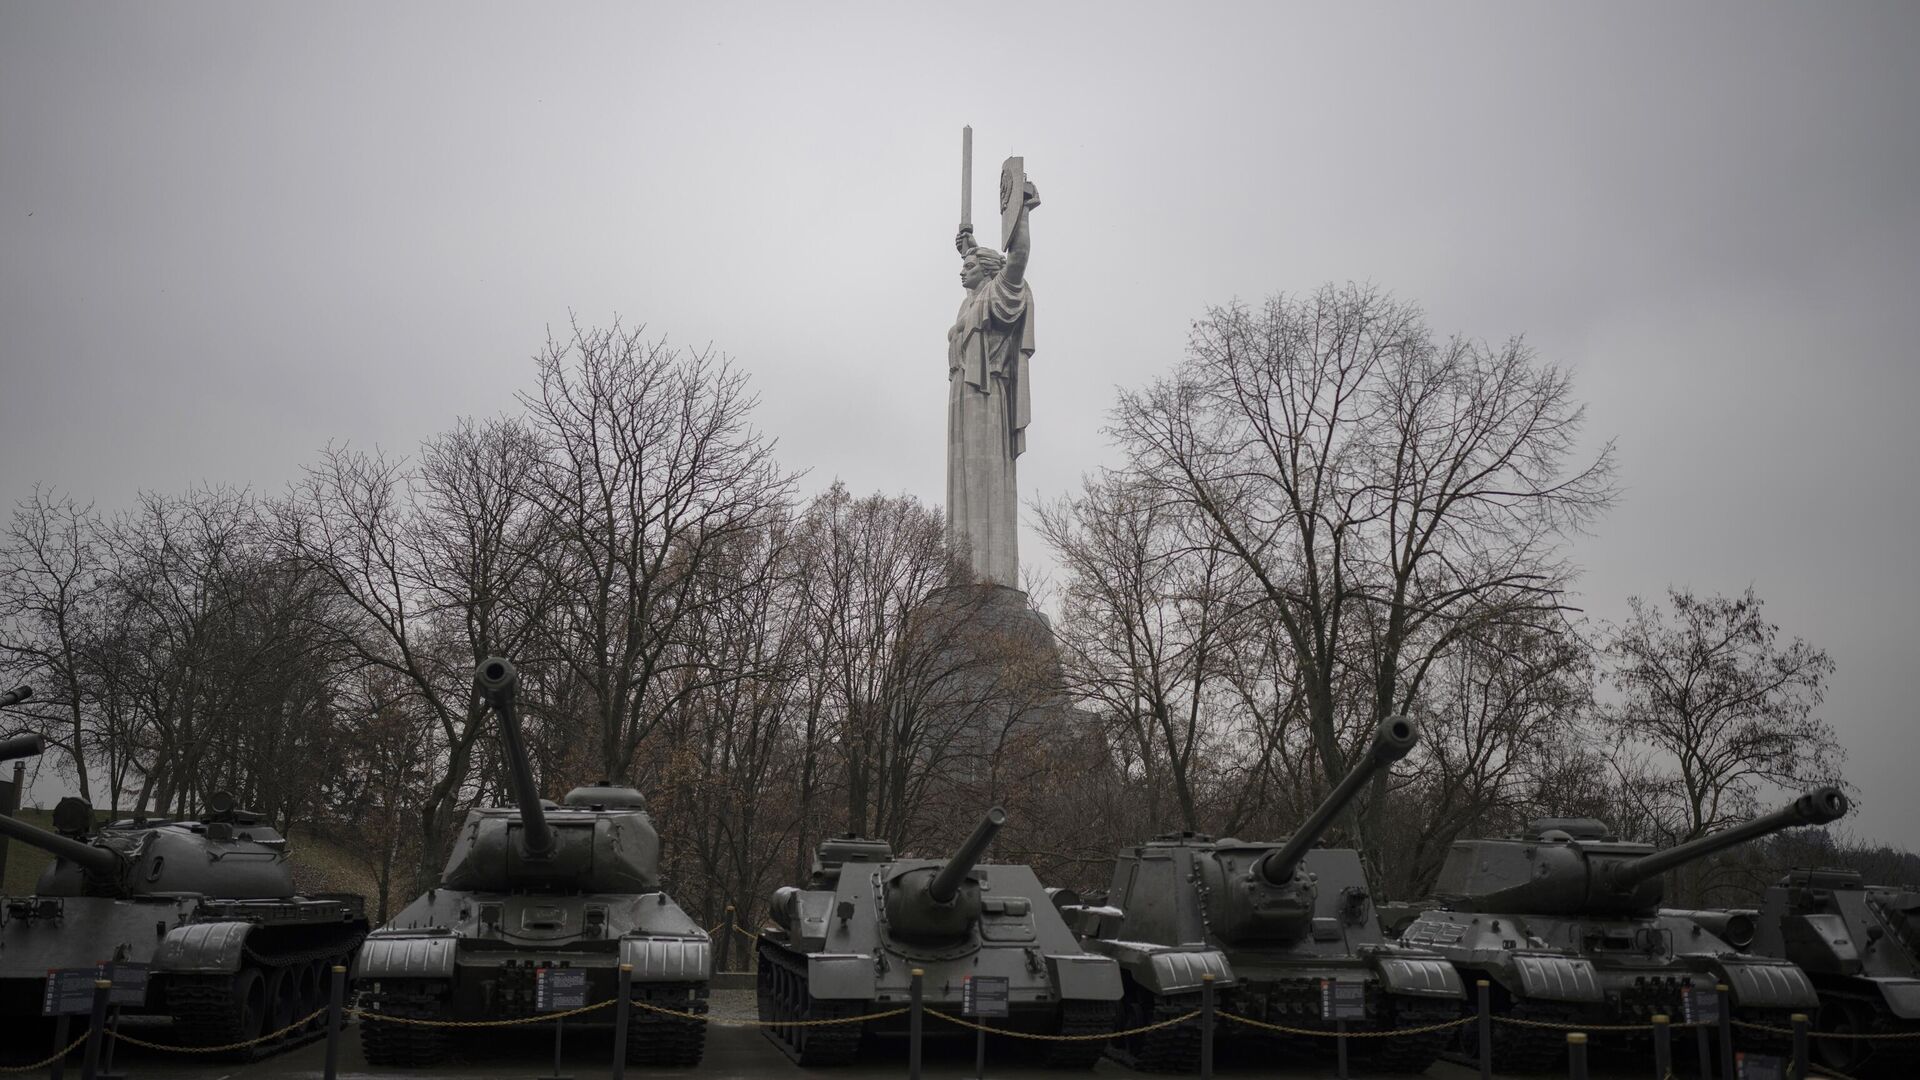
0 729 367 1060
1396 788 1849 1071
1075 715 1464 1073
352 658 710 1067
755 809 1123 1067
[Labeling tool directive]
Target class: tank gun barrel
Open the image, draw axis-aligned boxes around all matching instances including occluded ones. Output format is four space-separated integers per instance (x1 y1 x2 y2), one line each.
0 733 45 763
1258 714 1419 886
1608 787 1849 890
0 813 122 877
475 657 553 857
0 685 32 709
928 807 1006 904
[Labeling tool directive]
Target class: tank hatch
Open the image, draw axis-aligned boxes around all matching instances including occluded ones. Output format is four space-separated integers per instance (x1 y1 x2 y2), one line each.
563 782 646 809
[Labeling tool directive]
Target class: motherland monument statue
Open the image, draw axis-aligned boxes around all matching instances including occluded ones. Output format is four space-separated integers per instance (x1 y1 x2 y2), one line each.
947 125 1041 587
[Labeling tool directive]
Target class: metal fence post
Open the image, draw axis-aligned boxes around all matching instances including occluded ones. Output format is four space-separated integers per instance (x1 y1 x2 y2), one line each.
324 964 345 1080
79 980 109 1080
1790 1012 1809 1080
1652 1013 1672 1080
1716 983 1734 1080
1567 1031 1589 1080
910 968 924 1080
1200 973 1216 1080
1477 979 1493 1080
50 1013 70 1080
612 962 632 1080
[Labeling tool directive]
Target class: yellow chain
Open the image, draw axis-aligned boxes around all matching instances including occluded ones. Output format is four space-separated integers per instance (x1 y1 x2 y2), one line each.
0 1033 90 1073
349 1000 615 1028
108 1007 329 1054
1221 1012 1476 1038
927 1008 1201 1041
1731 1017 1920 1041
1493 1014 1707 1033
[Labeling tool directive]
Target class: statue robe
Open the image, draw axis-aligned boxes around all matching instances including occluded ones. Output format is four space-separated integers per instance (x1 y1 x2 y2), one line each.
947 270 1034 586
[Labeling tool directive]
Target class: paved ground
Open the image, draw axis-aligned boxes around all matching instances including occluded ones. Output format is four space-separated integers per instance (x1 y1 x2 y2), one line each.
9 991 1693 1079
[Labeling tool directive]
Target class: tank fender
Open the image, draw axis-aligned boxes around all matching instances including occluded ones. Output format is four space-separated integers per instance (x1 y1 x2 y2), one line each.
1871 977 1920 1020
152 921 251 975
1369 952 1465 998
1711 957 1820 1008
352 935 458 980
1100 942 1235 994
1506 953 1605 1003
804 953 876 999
1044 953 1122 1001
619 935 711 982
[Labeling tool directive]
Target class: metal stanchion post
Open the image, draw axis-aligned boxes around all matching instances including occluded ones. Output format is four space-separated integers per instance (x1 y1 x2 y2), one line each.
1567 1032 1589 1080
1477 979 1493 1080
98 1004 121 1080
50 1013 71 1080
1200 973 1216 1080
324 965 345 1080
1716 984 1734 1080
910 968 924 1080
613 963 633 1080
1694 988 1713 1080
1335 1017 1349 1080
79 980 109 1080
1790 1012 1809 1080
1652 1013 1672 1080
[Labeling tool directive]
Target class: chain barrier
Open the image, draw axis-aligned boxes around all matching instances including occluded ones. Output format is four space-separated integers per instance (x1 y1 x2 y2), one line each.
1492 1014 1708 1032
629 999 908 1027
1732 1017 1920 1041
927 1007 1201 1041
1221 1012 1474 1038
108 1007 329 1054
0 1033 89 1073
348 999 614 1028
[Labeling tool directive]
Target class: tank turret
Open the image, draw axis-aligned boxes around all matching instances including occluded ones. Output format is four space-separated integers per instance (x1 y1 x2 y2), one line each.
881 807 1005 942
1431 786 1849 917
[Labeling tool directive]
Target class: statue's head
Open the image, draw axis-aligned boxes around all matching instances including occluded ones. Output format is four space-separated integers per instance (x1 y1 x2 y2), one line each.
960 246 1005 290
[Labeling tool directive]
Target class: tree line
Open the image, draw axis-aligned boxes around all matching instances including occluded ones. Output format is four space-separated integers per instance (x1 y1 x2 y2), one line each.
0 290 1859 955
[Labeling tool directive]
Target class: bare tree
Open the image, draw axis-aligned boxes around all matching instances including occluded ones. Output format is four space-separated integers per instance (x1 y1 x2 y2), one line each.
0 488 104 796
1601 586 1843 844
518 321 797 783
1110 283 1614 852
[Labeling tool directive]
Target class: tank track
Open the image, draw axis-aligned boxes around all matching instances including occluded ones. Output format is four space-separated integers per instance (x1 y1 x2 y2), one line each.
164 925 361 1058
756 938 866 1065
1038 999 1119 1069
1104 980 1202 1073
1454 997 1584 1074
1353 995 1460 1074
624 982 707 1067
357 978 452 1067
1809 986 1920 1076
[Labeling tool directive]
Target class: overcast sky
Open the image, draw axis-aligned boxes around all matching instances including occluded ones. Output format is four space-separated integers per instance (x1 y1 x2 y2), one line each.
2 3 1915 843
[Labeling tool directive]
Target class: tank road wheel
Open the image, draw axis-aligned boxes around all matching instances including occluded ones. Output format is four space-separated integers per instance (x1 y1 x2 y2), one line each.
756 939 864 1065
168 967 269 1059
359 979 452 1068
1814 998 1878 1074
1107 978 1201 1073
625 983 708 1067
294 960 327 1032
263 965 302 1039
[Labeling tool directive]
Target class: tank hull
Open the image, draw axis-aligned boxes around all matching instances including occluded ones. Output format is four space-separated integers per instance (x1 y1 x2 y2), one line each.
0 892 366 1061
351 887 711 1068
1400 908 1819 1070
754 859 1122 1067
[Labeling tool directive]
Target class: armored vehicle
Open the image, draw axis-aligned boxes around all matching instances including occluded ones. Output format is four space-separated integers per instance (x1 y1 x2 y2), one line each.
353 658 711 1068
756 808 1122 1067
0 733 367 1058
1747 867 1920 1073
1397 787 1850 1071
1076 715 1464 1072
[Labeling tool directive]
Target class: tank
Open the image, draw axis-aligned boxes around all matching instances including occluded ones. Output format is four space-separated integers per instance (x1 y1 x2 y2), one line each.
0 733 368 1060
755 808 1123 1067
352 657 711 1068
1745 866 1920 1074
1396 787 1850 1071
1075 715 1464 1072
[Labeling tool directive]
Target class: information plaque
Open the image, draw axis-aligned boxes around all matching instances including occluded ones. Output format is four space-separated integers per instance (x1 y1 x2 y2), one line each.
535 967 589 1012
1320 978 1367 1021
42 969 97 1016
963 975 1010 1018
98 961 150 1007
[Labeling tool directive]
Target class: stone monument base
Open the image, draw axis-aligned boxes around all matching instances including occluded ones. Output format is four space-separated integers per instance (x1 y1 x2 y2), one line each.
910 583 1067 745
